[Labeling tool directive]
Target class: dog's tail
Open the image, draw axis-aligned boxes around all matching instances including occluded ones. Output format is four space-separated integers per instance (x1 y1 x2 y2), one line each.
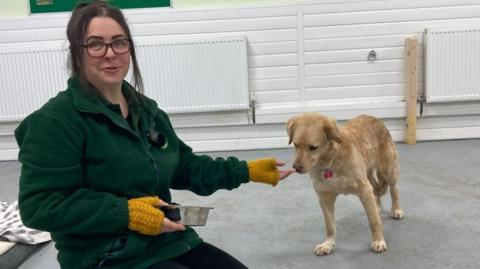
373 165 399 197
369 169 388 197
373 177 388 197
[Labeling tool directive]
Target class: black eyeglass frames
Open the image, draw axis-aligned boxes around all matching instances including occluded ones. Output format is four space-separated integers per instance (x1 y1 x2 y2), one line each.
81 38 132 58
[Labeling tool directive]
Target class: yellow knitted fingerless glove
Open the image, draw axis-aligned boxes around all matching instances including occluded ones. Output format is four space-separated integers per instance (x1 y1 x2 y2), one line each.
247 158 280 186
127 197 164 235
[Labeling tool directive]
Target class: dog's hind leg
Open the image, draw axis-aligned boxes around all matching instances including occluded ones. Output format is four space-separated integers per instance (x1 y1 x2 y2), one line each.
378 140 404 219
378 166 404 219
357 184 387 253
313 191 337 256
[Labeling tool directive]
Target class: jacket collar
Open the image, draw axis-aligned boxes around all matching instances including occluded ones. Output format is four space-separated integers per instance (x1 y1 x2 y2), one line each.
68 77 154 136
68 77 141 110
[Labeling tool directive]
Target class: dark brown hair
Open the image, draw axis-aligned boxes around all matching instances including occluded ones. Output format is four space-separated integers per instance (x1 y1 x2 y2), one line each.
66 0 143 93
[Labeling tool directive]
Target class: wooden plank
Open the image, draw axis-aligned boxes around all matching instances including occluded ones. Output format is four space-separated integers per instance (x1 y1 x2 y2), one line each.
304 34 424 52
421 102 480 117
0 122 18 135
305 59 410 76
250 78 298 91
249 66 298 80
249 53 298 68
255 103 406 123
0 5 297 30
303 0 480 15
305 47 424 64
304 18 480 40
303 5 480 27
132 16 297 36
248 41 297 55
305 84 405 100
126 5 297 24
306 72 406 88
404 38 418 144
253 90 299 103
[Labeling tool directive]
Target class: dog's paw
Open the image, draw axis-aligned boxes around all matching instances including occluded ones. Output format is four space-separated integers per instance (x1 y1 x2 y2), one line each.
391 208 404 219
313 241 335 256
371 240 388 253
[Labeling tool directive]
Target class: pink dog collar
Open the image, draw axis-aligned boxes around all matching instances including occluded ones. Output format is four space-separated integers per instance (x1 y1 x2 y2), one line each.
324 170 334 180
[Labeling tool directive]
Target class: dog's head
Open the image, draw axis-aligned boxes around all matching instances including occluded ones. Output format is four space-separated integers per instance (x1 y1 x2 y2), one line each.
286 113 342 174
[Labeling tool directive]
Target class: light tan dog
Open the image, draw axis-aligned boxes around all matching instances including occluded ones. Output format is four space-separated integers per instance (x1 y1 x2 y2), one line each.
286 113 404 255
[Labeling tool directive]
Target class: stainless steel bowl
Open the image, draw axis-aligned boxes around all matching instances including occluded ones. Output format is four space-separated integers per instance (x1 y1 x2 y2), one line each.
178 206 213 226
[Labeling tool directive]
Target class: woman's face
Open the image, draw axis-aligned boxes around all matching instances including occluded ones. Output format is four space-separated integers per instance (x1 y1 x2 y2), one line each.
83 17 131 92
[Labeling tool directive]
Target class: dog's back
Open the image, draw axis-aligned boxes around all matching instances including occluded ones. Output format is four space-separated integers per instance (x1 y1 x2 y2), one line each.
344 115 393 145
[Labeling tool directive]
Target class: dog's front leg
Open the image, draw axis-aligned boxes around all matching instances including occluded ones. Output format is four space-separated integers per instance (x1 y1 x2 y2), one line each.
314 191 337 256
357 185 387 253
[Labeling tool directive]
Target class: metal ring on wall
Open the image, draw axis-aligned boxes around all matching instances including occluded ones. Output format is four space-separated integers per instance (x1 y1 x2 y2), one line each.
367 50 377 62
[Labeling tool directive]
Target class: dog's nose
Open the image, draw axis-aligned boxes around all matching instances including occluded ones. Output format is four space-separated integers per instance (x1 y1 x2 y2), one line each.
293 163 303 171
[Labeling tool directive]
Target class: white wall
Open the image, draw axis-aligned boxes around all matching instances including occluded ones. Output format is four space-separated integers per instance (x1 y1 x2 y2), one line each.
1 0 480 161
0 0 28 17
0 0 299 17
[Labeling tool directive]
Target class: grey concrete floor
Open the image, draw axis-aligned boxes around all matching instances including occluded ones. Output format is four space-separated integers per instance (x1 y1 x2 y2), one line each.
1 139 480 269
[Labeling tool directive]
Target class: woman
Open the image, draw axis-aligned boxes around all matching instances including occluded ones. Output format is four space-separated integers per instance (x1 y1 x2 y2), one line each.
14 1 295 269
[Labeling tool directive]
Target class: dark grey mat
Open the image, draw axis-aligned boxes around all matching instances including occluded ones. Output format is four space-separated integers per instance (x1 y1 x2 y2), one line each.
0 242 49 269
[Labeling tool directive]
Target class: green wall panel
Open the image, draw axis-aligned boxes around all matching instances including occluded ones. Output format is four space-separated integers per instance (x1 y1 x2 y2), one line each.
29 0 170 14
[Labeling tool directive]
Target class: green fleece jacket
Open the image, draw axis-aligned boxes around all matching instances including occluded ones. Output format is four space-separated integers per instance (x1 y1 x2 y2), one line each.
15 78 250 269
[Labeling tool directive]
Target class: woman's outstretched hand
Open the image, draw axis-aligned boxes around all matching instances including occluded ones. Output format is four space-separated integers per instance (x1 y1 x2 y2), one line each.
275 160 296 180
247 158 296 186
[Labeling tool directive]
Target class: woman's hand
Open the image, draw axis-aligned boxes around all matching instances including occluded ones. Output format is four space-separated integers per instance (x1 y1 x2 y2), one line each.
157 199 186 232
275 160 296 180
248 158 296 186
128 196 185 235
161 218 185 233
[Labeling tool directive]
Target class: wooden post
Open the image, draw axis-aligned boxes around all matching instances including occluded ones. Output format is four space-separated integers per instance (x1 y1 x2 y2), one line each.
404 38 418 144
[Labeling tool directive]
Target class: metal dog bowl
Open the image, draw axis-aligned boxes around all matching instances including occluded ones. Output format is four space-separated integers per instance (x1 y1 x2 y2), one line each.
161 205 213 226
178 206 213 226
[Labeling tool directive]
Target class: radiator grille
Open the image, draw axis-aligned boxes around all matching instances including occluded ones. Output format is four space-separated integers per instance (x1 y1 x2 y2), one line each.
135 36 249 113
0 44 68 121
425 27 480 103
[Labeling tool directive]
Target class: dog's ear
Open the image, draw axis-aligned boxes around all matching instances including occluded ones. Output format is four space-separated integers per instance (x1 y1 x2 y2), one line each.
286 117 297 145
323 117 342 143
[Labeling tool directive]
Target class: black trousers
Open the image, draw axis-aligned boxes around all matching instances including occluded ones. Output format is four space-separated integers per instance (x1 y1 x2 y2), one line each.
148 242 248 269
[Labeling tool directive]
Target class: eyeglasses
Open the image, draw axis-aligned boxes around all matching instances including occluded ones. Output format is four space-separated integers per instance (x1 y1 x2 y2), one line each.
81 38 132 58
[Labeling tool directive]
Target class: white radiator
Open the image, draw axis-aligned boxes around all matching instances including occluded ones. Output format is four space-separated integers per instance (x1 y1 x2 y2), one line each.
425 27 480 103
0 43 69 122
135 36 249 113
0 36 249 121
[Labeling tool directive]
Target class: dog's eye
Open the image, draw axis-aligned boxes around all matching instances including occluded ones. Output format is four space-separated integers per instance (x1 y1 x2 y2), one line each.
309 145 318 151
